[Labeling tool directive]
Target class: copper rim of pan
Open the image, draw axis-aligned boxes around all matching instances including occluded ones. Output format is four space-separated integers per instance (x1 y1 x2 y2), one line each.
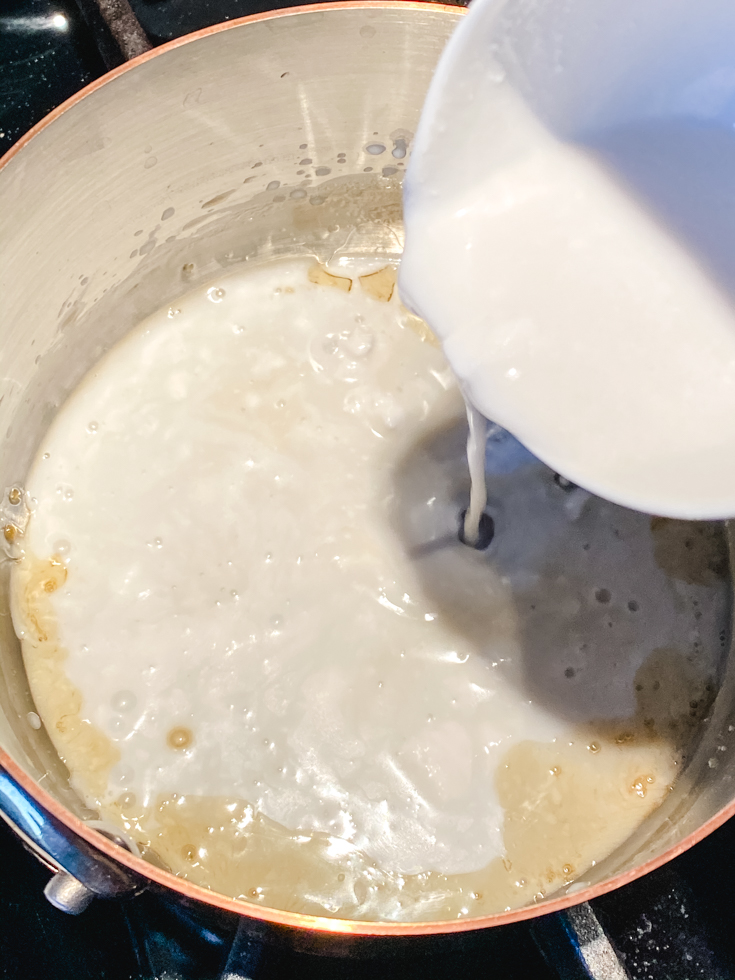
1 0 733 939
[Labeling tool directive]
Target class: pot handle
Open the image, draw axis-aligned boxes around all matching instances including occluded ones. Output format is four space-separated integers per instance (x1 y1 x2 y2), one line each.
0 762 144 907
74 0 152 68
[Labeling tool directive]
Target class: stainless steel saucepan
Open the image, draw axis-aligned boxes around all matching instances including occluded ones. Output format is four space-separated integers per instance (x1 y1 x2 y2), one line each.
1 1 735 959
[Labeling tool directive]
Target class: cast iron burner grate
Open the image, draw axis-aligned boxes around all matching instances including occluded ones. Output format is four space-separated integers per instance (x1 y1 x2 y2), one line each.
2 3 735 979
4 808 735 980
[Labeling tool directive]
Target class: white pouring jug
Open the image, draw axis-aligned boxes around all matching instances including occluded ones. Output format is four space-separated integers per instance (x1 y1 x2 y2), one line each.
401 0 735 520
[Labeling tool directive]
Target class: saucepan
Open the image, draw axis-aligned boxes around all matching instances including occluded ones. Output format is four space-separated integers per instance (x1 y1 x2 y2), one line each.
1 1 735 960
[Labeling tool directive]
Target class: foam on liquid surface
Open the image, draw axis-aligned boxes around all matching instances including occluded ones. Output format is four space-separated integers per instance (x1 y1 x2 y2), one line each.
10 260 727 920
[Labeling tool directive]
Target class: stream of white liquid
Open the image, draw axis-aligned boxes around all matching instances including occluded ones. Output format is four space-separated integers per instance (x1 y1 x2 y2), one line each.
462 403 489 548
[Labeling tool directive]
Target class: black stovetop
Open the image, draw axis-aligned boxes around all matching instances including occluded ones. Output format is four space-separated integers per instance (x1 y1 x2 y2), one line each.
0 0 321 156
5 807 735 980
4 3 735 978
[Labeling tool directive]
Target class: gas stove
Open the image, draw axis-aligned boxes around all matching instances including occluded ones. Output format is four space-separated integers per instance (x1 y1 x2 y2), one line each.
2 3 735 978
4 808 735 979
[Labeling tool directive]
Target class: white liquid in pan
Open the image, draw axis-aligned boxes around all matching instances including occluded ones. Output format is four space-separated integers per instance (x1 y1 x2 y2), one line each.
10 260 724 920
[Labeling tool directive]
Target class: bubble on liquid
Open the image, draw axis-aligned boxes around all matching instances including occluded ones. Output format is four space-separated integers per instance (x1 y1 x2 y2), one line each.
7 488 22 506
109 716 131 736
587 742 600 754
86 421 99 433
266 180 280 191
365 143 386 155
322 334 339 356
26 711 41 730
53 539 71 558
343 324 374 358
207 286 226 303
392 138 408 159
111 690 137 713
117 792 137 809
630 777 648 797
167 726 194 750
167 307 181 318
110 764 134 786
